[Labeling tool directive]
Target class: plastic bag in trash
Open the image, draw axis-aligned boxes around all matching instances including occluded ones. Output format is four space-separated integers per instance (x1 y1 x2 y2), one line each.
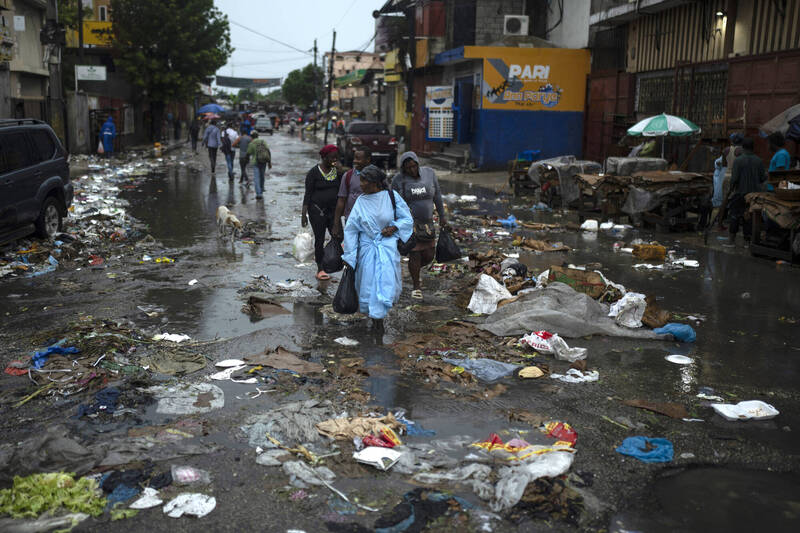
580 219 598 231
353 447 403 471
435 228 463 263
615 436 673 463
442 357 518 382
163 493 216 518
608 292 646 328
321 239 344 273
654 323 696 342
497 214 518 228
332 265 358 314
170 465 211 485
519 331 587 362
491 450 575 511
468 274 512 314
292 231 314 262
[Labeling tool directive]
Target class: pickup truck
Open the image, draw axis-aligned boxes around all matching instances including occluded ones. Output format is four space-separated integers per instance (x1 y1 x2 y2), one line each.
336 122 397 168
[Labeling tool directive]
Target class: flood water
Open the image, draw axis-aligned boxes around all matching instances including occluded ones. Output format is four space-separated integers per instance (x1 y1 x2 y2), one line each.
2 131 798 531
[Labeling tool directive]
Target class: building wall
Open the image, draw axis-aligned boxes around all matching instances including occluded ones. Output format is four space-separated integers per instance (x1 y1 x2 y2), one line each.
7 0 48 80
472 108 585 168
735 0 800 55
547 0 590 49
626 0 729 73
474 0 524 45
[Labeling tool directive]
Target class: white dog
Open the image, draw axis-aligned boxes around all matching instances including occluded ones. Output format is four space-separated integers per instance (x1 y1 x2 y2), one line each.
216 205 243 237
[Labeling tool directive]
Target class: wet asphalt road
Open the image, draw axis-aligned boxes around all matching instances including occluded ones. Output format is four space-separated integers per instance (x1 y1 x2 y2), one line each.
1 130 799 532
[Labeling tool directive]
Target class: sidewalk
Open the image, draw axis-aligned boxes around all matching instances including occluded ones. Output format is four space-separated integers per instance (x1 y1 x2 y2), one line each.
69 139 188 177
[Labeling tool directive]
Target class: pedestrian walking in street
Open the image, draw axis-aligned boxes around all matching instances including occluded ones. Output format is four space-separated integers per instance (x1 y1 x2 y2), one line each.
189 117 200 154
768 132 791 172
728 137 766 244
246 131 271 200
222 123 239 180
233 128 252 184
99 116 116 158
392 151 448 300
202 120 221 174
302 144 344 280
332 148 371 240
342 165 413 327
174 117 181 142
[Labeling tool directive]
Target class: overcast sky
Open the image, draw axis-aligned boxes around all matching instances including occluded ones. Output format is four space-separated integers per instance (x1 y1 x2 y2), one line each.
213 0 386 88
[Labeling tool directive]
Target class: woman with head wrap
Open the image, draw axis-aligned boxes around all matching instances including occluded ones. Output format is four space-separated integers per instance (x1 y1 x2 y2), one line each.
391 151 448 299
303 144 344 280
342 165 413 327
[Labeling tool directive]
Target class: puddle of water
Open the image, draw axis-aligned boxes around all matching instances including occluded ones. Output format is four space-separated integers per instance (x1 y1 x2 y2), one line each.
612 467 800 533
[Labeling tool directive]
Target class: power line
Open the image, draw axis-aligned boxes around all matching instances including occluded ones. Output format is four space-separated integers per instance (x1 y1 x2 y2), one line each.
333 0 360 29
232 47 308 54
230 20 313 56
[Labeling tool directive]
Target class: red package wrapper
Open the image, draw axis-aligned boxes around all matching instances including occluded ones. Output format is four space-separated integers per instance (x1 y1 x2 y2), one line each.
544 421 577 447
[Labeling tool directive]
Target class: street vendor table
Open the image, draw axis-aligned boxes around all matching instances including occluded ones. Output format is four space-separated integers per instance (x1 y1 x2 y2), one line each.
575 173 632 222
621 170 712 231
747 191 800 263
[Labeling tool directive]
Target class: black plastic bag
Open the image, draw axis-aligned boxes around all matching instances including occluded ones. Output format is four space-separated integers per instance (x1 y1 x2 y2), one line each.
321 239 344 273
397 234 417 256
333 265 358 314
435 228 462 263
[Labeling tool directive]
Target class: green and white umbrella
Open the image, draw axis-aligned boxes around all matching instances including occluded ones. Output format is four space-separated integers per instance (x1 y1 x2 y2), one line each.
627 113 700 157
627 113 700 137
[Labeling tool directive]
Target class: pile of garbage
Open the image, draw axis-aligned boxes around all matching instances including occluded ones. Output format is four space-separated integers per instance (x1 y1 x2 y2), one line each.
0 157 182 281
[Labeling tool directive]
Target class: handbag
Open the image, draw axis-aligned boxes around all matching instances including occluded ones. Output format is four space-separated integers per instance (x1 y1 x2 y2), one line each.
387 190 417 255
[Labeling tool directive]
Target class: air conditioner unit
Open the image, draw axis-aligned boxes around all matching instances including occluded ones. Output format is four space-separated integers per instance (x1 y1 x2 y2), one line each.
504 15 529 36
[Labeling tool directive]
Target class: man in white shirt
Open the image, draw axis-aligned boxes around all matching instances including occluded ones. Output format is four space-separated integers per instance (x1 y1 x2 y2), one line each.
221 124 239 180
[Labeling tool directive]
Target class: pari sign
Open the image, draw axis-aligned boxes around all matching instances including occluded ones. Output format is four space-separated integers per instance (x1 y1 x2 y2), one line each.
464 47 590 112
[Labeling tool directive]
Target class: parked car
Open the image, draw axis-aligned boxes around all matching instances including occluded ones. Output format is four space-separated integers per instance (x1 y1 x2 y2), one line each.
337 121 398 168
0 119 73 245
254 117 274 135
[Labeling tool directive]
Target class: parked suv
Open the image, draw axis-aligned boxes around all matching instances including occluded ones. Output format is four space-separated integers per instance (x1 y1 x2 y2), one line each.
337 122 397 168
0 119 73 245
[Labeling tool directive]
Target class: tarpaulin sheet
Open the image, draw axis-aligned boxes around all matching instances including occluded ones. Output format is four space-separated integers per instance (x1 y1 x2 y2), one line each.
527 156 602 203
479 282 668 339
604 156 667 176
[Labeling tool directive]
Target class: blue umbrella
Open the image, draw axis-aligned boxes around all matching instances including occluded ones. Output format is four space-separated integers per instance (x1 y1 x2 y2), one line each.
198 103 225 114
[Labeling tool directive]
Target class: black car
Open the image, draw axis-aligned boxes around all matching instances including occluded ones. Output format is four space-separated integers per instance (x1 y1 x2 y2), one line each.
0 119 73 245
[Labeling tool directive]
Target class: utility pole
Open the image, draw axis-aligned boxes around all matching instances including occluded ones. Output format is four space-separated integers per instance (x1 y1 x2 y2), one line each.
323 30 336 145
77 0 84 61
313 39 318 137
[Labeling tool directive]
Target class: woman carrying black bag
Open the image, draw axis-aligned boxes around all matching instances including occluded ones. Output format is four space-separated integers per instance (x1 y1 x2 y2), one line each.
391 152 448 300
341 165 413 328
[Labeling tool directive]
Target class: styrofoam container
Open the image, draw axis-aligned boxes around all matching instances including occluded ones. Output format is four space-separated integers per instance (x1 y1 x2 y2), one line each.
711 400 779 421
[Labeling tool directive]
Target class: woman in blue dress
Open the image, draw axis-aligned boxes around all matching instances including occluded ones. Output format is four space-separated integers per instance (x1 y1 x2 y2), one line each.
342 165 413 328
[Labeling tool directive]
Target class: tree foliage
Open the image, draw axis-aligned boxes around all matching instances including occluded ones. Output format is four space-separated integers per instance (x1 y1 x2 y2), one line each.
282 64 323 108
110 0 232 104
59 0 94 30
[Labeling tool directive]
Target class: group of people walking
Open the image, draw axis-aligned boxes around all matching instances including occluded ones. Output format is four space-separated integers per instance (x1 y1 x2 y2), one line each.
200 119 272 199
302 144 447 327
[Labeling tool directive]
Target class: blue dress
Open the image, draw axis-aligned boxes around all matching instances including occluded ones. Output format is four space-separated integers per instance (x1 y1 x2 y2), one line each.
342 190 413 319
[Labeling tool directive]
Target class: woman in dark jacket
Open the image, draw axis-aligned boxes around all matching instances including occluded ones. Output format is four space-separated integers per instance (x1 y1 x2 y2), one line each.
302 144 344 280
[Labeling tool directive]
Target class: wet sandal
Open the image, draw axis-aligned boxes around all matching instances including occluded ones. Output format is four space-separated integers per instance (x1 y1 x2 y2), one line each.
411 289 423 300
316 271 331 281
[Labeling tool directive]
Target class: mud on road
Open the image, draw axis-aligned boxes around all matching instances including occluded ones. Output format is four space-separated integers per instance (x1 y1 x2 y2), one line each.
1 133 799 533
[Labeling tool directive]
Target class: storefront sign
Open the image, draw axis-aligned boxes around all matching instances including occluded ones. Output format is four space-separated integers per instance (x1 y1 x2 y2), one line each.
425 85 453 109
464 47 590 112
76 65 107 81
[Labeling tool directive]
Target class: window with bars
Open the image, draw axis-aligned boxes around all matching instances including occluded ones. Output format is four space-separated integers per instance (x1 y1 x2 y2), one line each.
427 108 453 140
